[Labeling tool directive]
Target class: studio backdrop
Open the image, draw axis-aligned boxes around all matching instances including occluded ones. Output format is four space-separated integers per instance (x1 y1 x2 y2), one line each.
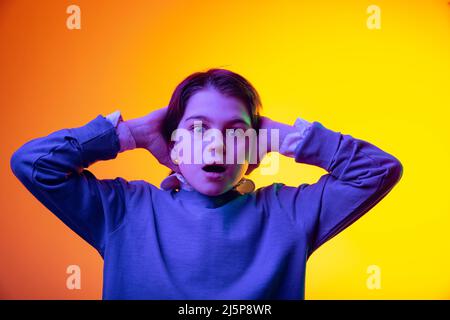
1 0 449 299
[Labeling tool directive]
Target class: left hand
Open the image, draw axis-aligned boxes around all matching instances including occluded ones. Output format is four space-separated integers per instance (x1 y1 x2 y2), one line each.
245 116 302 175
244 116 276 175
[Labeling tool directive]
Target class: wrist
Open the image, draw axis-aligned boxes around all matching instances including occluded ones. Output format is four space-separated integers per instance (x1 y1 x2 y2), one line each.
278 118 313 157
263 118 299 154
104 110 138 152
122 116 152 149
116 121 137 152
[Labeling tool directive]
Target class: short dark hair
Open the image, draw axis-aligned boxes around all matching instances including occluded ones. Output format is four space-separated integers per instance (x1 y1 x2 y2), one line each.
162 68 263 144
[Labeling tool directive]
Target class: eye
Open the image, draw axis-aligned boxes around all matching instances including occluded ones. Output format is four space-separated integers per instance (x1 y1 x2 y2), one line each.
190 125 204 134
229 128 246 137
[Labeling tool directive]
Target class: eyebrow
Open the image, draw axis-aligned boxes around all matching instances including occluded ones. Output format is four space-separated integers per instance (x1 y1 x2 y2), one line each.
184 115 251 126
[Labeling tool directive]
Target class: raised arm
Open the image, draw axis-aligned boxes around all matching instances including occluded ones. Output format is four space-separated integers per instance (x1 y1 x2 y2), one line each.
10 107 173 257
266 118 403 257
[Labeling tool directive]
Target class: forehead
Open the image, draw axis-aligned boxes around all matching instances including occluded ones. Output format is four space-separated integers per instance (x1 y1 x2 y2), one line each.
182 88 250 124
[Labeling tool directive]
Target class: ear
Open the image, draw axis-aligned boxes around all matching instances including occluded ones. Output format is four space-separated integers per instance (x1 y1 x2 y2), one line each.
167 141 182 173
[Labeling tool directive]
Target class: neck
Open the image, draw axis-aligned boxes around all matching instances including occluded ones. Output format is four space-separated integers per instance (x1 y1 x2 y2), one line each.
174 187 243 209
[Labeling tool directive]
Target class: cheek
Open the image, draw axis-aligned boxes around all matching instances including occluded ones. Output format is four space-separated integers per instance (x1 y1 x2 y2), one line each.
223 142 241 165
179 164 202 180
227 137 258 165
175 134 202 164
235 137 256 162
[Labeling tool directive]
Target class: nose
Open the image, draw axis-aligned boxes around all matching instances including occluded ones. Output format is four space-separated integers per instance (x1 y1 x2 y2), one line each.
203 134 225 165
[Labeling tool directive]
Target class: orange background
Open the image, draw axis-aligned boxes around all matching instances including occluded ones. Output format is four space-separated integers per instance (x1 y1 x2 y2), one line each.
1 0 449 299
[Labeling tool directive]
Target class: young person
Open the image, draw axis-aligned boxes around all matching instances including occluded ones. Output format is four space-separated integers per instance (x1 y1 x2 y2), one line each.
10 68 403 299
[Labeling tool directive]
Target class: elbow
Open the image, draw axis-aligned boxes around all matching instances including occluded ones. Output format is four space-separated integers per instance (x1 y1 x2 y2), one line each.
384 154 403 188
10 145 32 183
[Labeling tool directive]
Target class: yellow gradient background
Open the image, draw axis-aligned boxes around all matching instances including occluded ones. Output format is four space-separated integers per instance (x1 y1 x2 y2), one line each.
1 0 449 299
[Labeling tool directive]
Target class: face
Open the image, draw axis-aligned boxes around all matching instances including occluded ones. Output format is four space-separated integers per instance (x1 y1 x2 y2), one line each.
171 88 253 196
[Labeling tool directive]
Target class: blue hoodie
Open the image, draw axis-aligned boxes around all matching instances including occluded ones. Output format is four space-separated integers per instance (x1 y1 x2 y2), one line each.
10 115 402 299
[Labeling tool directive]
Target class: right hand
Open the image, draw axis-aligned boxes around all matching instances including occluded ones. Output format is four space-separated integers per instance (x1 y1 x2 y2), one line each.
124 106 179 172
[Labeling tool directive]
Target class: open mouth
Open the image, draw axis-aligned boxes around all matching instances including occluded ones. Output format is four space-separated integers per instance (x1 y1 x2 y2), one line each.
202 164 226 173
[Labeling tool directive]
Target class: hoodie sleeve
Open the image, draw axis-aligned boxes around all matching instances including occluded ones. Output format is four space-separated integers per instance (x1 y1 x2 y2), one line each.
273 121 403 257
10 115 128 257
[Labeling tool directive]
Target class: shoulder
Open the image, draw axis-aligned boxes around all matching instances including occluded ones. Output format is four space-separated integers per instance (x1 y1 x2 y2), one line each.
255 182 311 211
255 182 285 198
255 182 291 210
110 177 160 199
255 182 306 198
